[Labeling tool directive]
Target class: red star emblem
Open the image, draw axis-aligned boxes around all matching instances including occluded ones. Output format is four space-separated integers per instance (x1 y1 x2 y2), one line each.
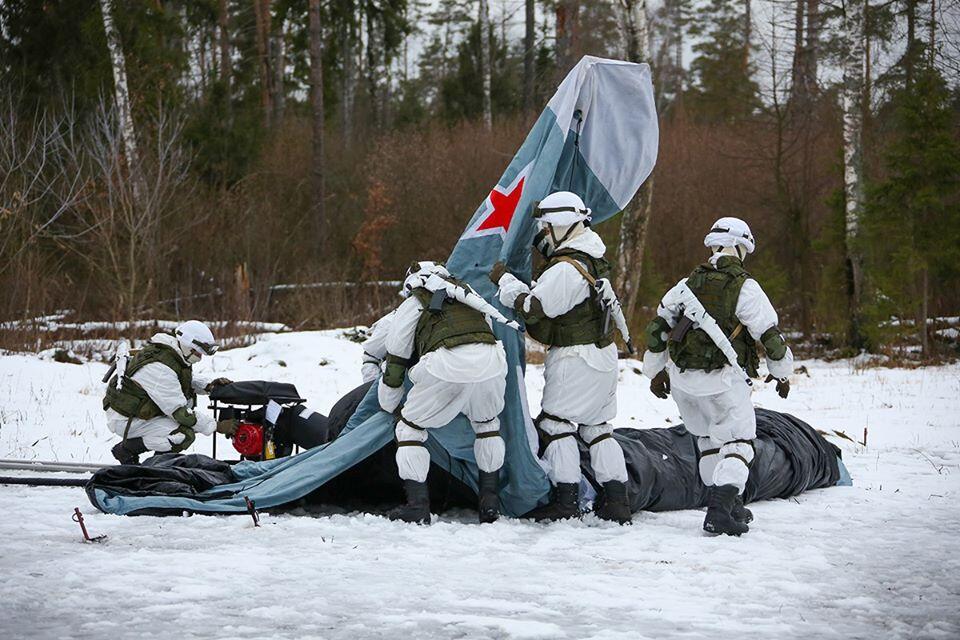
476 176 525 234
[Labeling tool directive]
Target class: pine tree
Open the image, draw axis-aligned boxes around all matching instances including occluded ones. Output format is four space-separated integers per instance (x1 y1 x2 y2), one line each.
687 0 758 121
864 64 960 354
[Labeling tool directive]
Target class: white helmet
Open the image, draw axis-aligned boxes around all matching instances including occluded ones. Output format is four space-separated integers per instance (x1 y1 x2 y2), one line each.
175 320 218 364
535 191 592 226
704 217 756 256
400 261 450 298
533 191 591 257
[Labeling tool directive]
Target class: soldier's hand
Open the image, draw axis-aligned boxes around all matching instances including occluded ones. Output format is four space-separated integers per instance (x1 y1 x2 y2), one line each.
650 369 671 399
489 261 508 285
764 374 790 399
216 418 239 436
206 377 233 392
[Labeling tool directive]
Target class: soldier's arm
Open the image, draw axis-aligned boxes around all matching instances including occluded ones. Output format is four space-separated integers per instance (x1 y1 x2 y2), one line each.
130 363 197 426
515 262 590 323
736 279 794 379
641 280 685 378
381 297 422 388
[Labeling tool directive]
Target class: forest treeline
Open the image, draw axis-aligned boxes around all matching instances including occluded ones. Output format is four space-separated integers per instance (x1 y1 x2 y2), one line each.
0 0 958 358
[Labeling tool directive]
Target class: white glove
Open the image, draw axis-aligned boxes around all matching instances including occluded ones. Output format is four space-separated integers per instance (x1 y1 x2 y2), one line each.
193 412 218 436
361 362 382 383
497 273 530 309
378 380 404 413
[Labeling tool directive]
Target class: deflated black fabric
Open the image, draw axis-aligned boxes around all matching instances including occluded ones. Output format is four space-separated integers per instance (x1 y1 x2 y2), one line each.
598 408 841 512
209 381 305 405
85 454 237 506
89 384 841 516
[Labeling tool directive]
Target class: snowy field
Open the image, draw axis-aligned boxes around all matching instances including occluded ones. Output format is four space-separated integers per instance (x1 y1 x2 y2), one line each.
1 330 958 639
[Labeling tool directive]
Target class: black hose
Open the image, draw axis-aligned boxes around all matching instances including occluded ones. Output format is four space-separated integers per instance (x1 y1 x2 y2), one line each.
0 476 88 487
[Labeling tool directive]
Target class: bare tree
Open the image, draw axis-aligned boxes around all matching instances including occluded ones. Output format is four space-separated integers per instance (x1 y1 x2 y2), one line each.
218 0 233 121
613 0 655 325
841 0 866 346
479 0 493 130
98 0 143 202
271 16 286 126
253 0 273 128
309 0 327 251
340 14 357 147
556 1 581 77
524 0 536 113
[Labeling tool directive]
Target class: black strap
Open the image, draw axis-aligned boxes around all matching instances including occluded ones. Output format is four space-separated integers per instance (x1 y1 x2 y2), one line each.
535 426 575 458
396 440 425 448
699 447 721 458
475 431 501 439
397 413 426 431
724 453 751 466
534 410 569 426
587 433 613 447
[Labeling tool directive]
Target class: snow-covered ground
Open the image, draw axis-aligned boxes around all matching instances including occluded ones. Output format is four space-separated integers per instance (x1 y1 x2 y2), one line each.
1 331 958 639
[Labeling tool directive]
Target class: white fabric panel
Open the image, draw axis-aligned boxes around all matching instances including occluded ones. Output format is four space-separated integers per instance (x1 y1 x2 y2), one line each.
384 296 423 361
363 309 396 363
106 415 181 453
545 56 658 209
641 348 669 379
579 423 628 483
130 362 191 416
541 348 618 424
472 419 505 473
496 273 530 308
715 441 755 492
361 363 382 384
401 362 505 430
671 383 756 442
697 436 721 488
377 380 404 413
419 342 507 384
394 421 430 482
538 416 580 484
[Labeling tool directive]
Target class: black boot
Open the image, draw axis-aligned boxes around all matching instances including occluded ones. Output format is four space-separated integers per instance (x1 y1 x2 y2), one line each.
595 480 632 525
524 483 580 522
731 494 753 524
703 485 749 536
111 438 147 465
387 480 431 525
478 470 500 524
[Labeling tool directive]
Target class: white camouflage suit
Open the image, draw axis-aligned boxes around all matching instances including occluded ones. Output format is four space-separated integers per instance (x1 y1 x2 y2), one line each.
104 333 216 452
499 229 628 486
377 296 508 483
643 253 794 493
360 310 396 383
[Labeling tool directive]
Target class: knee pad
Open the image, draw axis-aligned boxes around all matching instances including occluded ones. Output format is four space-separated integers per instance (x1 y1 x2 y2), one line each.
698 436 721 487
534 413 576 458
579 423 614 448
395 420 429 446
168 426 196 453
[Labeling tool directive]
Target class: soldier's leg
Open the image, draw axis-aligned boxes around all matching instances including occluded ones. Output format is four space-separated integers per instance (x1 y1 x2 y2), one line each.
670 386 717 486
467 374 507 523
394 420 430 482
710 383 757 493
124 416 183 453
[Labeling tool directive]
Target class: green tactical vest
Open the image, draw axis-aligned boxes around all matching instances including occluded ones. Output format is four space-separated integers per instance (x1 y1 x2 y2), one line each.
410 281 497 357
669 256 760 376
102 341 195 420
525 249 615 349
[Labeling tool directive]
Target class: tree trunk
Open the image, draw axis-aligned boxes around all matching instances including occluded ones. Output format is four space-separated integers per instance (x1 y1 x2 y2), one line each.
271 18 286 126
613 0 654 324
253 0 273 128
805 0 819 92
920 266 929 355
479 0 492 131
523 0 535 113
841 0 866 347
555 1 580 78
218 0 232 120
340 18 356 147
308 0 326 251
98 0 142 203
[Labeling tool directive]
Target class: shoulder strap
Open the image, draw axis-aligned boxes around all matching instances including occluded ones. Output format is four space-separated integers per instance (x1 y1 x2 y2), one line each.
554 255 597 286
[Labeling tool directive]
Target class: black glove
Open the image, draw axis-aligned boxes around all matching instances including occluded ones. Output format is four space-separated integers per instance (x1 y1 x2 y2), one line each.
489 260 508 285
216 418 239 436
765 374 790 399
650 369 671 399
205 377 233 392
